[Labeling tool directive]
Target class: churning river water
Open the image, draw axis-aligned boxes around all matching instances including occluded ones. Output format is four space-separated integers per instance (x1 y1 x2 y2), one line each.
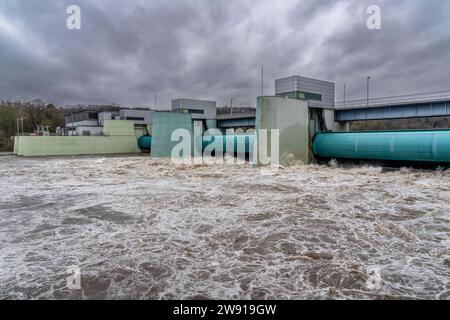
0 155 449 299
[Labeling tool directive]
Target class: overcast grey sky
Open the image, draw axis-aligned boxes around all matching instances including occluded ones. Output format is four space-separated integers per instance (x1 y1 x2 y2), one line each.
0 0 449 109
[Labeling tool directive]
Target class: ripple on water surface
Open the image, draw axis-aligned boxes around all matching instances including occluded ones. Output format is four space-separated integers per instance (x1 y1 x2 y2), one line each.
0 156 449 299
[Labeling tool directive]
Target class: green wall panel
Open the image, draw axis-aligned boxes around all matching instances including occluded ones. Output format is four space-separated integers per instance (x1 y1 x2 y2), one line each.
151 112 194 158
15 136 140 157
255 96 310 165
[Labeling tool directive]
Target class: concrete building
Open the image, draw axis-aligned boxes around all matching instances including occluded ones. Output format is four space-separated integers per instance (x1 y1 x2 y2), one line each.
64 109 155 136
275 75 335 109
99 111 120 126
215 75 342 133
171 98 217 120
119 109 154 125
64 110 103 136
273 75 348 132
118 109 154 137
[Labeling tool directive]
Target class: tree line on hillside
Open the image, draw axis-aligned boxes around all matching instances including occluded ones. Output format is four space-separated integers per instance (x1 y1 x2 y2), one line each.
0 100 126 151
0 100 125 140
0 100 64 139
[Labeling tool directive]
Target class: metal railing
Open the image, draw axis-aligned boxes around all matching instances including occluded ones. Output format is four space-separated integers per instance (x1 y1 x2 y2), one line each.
217 106 256 115
335 90 450 109
0 138 14 151
216 111 256 120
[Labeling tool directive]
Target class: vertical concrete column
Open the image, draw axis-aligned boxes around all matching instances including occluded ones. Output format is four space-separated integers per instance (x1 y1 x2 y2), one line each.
13 136 19 155
255 96 310 166
151 112 194 158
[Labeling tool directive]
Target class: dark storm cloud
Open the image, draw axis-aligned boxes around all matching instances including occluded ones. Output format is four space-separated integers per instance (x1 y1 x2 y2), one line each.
0 0 449 108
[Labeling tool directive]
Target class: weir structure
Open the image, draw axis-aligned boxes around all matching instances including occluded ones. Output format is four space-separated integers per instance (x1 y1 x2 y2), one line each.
145 77 450 166
13 75 450 166
317 90 450 165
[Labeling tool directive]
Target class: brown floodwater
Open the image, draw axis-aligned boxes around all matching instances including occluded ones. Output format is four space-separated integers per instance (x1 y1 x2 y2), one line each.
0 155 449 299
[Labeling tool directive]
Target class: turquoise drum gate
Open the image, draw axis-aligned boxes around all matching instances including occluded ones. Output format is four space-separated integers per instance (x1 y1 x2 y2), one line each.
313 130 450 163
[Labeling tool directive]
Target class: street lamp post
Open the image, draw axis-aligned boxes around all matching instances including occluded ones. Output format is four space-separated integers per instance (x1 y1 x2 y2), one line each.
230 98 233 115
366 76 371 130
343 83 346 107
261 66 264 97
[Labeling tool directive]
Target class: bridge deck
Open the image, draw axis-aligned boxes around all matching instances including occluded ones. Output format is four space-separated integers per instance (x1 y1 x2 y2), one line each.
216 111 256 128
335 91 450 122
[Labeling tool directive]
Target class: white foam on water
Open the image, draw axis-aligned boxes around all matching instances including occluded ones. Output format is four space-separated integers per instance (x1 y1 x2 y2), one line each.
0 155 449 299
